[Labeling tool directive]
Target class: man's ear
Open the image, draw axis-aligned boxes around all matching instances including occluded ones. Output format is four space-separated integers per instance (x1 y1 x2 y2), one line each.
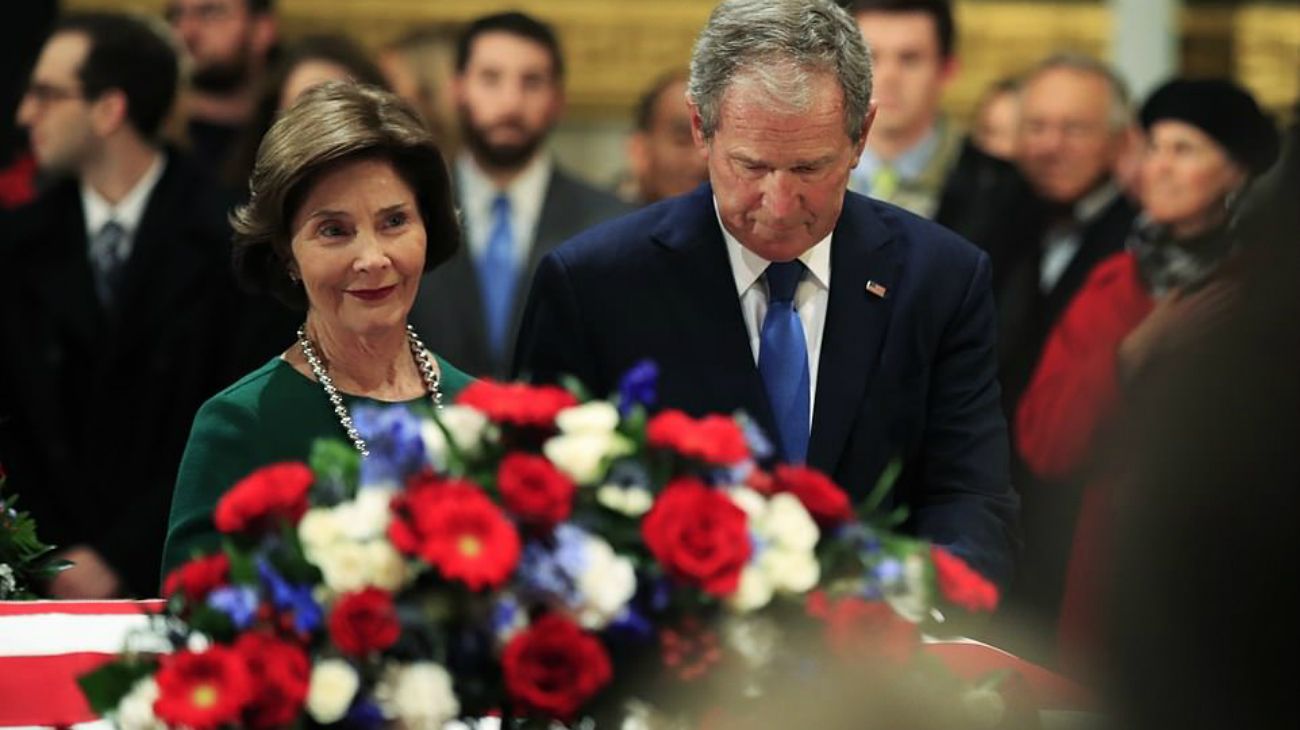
90 89 129 137
851 101 878 165
687 98 709 160
250 13 277 63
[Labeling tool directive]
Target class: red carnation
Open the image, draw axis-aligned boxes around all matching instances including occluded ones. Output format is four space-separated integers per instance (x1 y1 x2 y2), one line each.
457 380 578 428
329 587 402 657
806 590 918 662
388 479 521 590
153 645 254 729
642 478 751 596
214 462 313 535
498 453 576 528
646 410 749 465
234 632 310 728
163 553 231 603
502 614 612 721
771 465 854 527
930 546 999 612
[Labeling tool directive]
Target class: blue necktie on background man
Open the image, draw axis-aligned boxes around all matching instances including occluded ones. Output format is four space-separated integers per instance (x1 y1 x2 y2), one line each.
476 193 518 364
758 259 810 463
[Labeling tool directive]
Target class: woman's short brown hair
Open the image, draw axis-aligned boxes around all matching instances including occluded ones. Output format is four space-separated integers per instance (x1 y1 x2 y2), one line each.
231 81 460 309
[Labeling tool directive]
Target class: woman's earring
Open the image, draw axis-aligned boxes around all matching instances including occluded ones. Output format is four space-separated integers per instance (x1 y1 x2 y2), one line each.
287 269 300 283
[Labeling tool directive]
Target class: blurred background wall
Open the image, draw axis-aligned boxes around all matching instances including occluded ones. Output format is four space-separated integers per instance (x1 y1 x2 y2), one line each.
62 0 1300 188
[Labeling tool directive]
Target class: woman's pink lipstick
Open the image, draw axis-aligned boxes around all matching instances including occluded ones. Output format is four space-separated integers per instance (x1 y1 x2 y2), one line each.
346 284 397 301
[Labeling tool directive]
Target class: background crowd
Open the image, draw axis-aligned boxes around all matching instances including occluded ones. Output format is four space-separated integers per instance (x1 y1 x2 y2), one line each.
0 0 1295 713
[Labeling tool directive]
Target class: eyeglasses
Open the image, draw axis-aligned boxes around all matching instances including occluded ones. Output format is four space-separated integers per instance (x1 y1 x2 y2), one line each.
22 82 85 106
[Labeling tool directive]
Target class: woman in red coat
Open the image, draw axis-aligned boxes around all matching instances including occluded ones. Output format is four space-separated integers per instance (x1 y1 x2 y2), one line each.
1014 78 1280 673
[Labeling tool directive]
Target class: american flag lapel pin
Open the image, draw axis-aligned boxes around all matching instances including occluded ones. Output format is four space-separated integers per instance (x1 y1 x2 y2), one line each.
865 280 888 298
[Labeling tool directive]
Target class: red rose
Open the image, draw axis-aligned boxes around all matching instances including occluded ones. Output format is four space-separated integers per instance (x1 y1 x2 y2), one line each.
502 614 612 721
646 410 749 465
457 380 578 428
388 479 521 590
329 587 402 657
930 546 999 612
642 478 751 596
498 453 576 528
153 645 254 729
163 553 231 603
234 632 310 728
214 462 313 535
806 590 918 662
771 465 854 527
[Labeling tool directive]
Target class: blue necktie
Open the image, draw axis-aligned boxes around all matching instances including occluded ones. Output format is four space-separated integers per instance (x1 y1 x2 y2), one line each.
476 194 517 363
90 220 127 308
758 260 810 464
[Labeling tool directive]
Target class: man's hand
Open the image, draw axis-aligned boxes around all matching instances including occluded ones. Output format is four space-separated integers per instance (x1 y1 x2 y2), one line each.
47 545 122 599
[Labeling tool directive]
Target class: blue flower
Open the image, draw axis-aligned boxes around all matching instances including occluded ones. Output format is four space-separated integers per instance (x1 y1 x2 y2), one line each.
736 412 775 462
617 359 659 416
352 404 425 487
206 586 258 629
516 524 590 606
258 558 322 633
344 698 385 729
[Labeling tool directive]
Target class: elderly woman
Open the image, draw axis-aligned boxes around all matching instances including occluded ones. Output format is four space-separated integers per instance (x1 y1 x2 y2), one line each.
163 82 471 574
1014 78 1279 668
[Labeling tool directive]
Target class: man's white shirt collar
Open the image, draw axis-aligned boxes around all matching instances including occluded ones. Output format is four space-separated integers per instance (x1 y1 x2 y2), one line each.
456 152 553 259
713 199 832 298
81 150 166 241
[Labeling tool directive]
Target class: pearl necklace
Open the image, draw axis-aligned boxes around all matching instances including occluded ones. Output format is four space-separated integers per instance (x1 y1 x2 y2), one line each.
296 324 443 457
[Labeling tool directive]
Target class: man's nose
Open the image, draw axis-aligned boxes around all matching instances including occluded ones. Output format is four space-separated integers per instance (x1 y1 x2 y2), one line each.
761 172 801 219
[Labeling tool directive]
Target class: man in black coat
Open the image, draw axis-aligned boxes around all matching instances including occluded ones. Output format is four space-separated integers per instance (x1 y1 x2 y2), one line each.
0 13 240 597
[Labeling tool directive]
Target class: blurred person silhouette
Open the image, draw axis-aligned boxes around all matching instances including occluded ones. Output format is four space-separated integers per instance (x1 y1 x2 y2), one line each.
1015 78 1281 676
407 11 630 379
0 12 240 598
971 76 1021 161
0 1 55 209
165 0 277 173
378 25 462 155
845 0 960 218
1102 102 1297 730
620 69 708 205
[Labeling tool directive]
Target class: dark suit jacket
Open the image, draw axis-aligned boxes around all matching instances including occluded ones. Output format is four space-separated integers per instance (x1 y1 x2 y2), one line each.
0 152 240 595
409 165 630 379
513 184 1019 586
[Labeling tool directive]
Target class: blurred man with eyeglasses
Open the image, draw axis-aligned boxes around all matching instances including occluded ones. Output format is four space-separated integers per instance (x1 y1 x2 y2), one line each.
1 12 240 598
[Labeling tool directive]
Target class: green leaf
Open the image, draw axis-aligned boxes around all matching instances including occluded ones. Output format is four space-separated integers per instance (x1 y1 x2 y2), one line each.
77 658 157 715
309 440 361 504
560 374 592 402
859 457 902 517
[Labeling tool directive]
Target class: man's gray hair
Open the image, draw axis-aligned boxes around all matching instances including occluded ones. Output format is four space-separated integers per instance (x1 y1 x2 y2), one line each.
1024 53 1133 131
688 0 873 142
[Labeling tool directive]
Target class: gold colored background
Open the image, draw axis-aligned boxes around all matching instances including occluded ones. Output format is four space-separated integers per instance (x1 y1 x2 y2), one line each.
64 0 1299 122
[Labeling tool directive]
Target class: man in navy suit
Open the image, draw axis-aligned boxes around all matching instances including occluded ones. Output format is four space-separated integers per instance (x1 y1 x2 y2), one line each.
514 0 1017 585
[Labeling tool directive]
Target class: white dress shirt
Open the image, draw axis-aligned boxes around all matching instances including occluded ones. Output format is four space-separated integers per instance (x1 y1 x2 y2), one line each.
80 151 166 262
716 199 832 425
1039 180 1121 293
456 152 553 266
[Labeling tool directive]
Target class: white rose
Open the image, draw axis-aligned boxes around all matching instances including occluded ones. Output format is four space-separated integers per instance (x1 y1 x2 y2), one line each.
721 615 781 669
315 541 370 593
595 484 654 517
365 540 409 591
115 677 164 730
760 493 819 552
759 546 820 594
336 489 393 541
962 686 1007 729
575 537 636 629
556 401 620 434
727 564 774 613
425 405 490 462
306 659 360 724
543 431 632 485
298 508 344 560
727 486 767 521
391 662 460 730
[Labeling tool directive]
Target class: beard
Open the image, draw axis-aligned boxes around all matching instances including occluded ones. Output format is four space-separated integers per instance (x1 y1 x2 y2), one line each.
459 110 548 171
190 56 253 94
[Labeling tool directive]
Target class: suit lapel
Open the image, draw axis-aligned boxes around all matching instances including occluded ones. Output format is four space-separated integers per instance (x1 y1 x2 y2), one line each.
28 185 102 349
807 194 904 477
653 185 779 442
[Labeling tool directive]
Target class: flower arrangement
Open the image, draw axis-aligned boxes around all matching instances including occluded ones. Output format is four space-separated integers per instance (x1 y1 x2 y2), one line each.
81 363 1007 728
0 462 69 599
